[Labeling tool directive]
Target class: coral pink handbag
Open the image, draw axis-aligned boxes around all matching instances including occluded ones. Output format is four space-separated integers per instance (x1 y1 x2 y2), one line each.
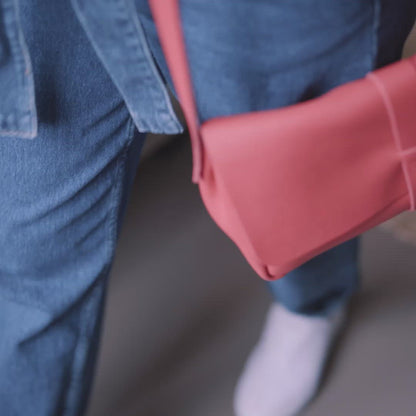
149 0 416 281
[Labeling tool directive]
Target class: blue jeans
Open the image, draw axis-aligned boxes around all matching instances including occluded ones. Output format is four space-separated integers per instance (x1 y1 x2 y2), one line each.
137 0 416 316
0 1 147 414
0 1 415 415
265 0 416 316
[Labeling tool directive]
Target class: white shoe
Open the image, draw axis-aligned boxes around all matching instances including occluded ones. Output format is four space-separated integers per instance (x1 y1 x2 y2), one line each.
233 303 347 416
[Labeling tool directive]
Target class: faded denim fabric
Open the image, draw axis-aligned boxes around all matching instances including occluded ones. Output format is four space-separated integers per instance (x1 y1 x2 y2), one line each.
0 1 416 415
0 1 147 414
0 0 36 138
70 0 183 134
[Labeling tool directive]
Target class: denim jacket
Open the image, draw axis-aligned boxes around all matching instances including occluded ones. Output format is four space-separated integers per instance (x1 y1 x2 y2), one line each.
0 0 185 140
2 0 415 141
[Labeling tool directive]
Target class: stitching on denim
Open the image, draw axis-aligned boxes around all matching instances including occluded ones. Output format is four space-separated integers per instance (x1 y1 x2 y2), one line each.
104 116 136 271
119 0 182 132
127 0 182 132
0 128 35 138
94 0 156 132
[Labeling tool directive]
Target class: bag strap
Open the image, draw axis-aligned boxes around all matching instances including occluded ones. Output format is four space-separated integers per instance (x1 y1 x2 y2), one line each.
148 0 203 183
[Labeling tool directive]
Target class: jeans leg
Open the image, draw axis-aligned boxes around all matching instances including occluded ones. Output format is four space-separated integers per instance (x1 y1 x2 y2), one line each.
267 238 361 316
0 1 146 415
268 0 416 317
0 126 146 416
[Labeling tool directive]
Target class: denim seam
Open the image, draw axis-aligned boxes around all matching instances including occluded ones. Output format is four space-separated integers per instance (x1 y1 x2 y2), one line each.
120 0 182 132
60 265 113 416
128 0 182 132
104 116 136 263
100 0 157 132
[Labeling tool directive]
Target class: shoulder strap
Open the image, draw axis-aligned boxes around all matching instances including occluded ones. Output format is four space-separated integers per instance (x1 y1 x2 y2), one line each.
148 0 203 183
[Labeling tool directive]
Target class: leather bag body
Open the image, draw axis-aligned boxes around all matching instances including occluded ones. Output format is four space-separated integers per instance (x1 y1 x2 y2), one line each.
149 0 416 280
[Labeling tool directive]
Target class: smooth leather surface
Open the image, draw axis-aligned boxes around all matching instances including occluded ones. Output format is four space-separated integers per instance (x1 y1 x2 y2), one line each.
149 0 416 280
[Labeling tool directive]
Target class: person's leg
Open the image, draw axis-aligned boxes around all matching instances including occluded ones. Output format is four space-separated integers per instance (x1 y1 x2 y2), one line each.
234 1 416 415
266 0 416 319
138 0 416 413
0 1 146 415
267 238 360 317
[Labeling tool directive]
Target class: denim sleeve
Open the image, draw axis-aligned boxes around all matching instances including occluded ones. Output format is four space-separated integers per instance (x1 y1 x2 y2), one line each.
0 0 37 139
70 0 183 135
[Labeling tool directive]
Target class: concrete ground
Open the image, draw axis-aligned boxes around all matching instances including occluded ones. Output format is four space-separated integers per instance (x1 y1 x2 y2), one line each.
86 135 416 416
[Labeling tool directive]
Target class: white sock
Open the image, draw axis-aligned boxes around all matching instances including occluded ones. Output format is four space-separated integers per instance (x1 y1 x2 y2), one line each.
233 302 346 416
